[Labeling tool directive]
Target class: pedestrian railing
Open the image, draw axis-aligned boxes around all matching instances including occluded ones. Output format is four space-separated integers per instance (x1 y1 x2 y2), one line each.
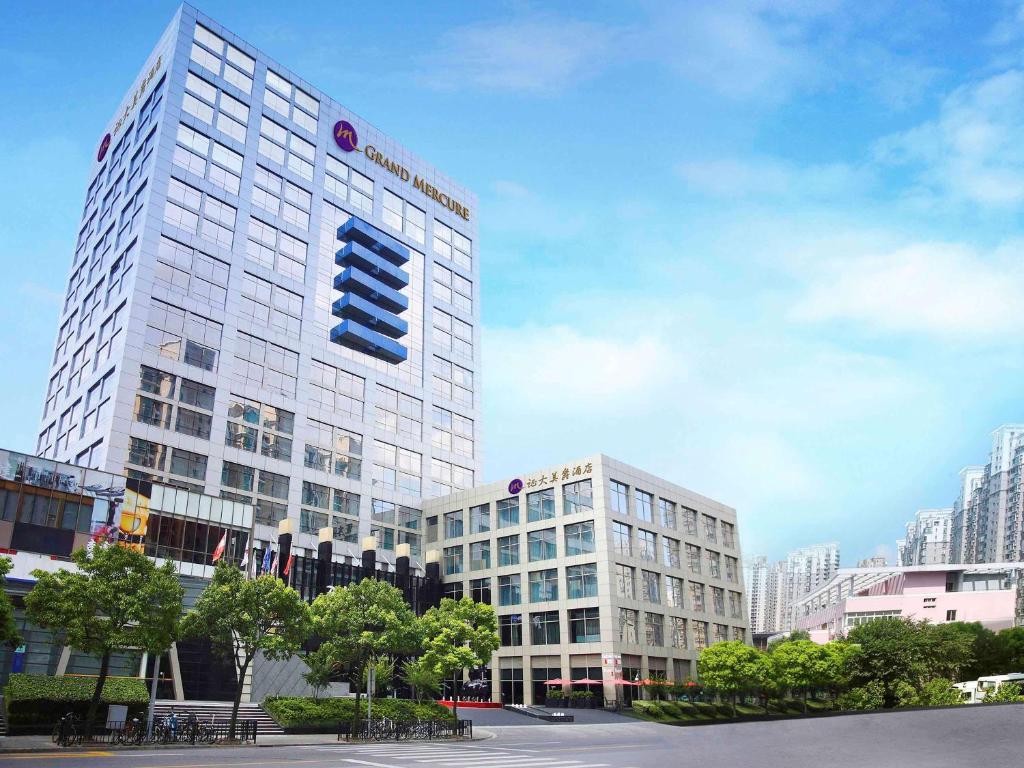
338 717 473 742
52 715 258 746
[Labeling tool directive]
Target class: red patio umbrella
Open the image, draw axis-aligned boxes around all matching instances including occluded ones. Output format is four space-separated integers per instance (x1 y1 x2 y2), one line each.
544 678 572 685
640 678 671 686
572 678 603 685
612 679 641 686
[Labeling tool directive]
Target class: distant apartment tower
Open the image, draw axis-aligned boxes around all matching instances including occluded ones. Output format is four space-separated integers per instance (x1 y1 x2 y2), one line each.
746 555 784 633
782 542 840 630
951 466 985 563
35 4 481 569
898 509 952 566
857 555 888 568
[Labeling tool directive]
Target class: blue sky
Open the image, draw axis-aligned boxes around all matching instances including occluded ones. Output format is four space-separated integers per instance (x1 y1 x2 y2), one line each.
3 1 1024 563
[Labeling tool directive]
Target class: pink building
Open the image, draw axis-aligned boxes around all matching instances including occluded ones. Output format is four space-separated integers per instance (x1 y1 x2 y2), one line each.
793 563 1023 642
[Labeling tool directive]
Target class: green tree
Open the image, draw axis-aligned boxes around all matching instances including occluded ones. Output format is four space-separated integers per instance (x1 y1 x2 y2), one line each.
418 597 500 719
922 623 976 682
0 556 20 647
947 623 1001 680
25 545 183 736
361 654 396 696
401 657 442 703
982 681 1024 703
992 627 1024 674
769 640 820 712
913 678 962 706
302 654 338 701
845 617 930 708
697 641 766 716
181 562 311 739
309 578 421 729
816 641 859 701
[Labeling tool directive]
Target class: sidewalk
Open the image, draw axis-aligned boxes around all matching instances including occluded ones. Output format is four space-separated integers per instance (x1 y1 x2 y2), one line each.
0 731 492 753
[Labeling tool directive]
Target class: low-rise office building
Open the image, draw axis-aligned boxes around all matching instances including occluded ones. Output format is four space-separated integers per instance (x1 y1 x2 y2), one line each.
422 454 748 706
794 563 1024 642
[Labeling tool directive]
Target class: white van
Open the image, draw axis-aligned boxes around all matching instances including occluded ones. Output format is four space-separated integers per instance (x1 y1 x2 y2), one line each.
954 673 1024 703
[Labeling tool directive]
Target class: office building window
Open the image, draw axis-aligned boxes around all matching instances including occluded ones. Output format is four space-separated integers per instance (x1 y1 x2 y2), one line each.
528 528 556 561
722 521 736 548
567 563 598 599
707 550 721 578
659 498 676 529
497 496 519 528
666 576 685 608
433 220 472 271
470 540 490 571
635 489 653 522
671 617 688 649
703 514 718 542
612 521 632 556
498 574 521 606
712 587 725 616
444 510 463 538
663 537 681 569
527 487 555 522
443 545 463 575
431 405 473 458
637 529 657 561
497 534 520 566
642 569 661 603
610 480 629 515
500 613 522 646
304 419 362 480
645 612 664 646
377 385 423 440
729 591 743 619
470 503 490 533
618 608 639 644
442 582 463 600
529 568 559 602
564 520 595 555
693 621 709 651
563 478 593 516
569 607 600 643
373 440 422 496
616 564 635 600
725 555 738 582
530 611 560 645
686 543 702 574
469 577 490 603
690 582 706 613
683 507 699 535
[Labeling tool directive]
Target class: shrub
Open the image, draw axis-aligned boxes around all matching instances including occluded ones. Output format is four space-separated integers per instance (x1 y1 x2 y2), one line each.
659 702 682 717
263 696 453 729
837 682 885 711
912 678 962 707
4 674 148 731
983 682 1024 703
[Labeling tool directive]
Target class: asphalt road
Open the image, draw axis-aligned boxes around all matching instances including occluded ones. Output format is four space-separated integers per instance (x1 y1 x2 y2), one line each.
1 705 1018 768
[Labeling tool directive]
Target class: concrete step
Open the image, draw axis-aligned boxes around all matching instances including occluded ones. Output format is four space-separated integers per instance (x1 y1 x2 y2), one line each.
153 700 283 734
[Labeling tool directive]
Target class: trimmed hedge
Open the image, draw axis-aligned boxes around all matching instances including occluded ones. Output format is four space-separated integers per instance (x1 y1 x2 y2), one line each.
4 674 149 733
263 697 454 732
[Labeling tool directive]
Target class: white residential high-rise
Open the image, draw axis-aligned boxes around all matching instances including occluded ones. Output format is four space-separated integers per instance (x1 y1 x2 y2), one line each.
898 509 952 566
951 466 985 563
782 542 840 630
35 3 480 568
746 555 785 633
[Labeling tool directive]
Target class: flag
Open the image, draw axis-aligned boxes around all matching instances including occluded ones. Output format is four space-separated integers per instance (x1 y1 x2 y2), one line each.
240 547 249 571
270 550 279 577
211 532 227 563
283 553 295 577
261 547 272 575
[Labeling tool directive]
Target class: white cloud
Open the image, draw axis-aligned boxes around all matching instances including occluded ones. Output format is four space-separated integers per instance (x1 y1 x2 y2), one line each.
791 240 1024 337
676 156 872 199
418 15 616 93
874 69 1024 207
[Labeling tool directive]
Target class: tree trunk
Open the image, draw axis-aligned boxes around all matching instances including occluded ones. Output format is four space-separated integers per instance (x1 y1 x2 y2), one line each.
230 655 251 741
84 650 112 738
803 689 808 713
353 658 364 734
451 673 459 720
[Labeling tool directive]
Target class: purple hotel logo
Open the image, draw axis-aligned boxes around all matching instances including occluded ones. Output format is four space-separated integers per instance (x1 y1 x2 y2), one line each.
508 478 524 494
334 120 358 152
97 133 111 162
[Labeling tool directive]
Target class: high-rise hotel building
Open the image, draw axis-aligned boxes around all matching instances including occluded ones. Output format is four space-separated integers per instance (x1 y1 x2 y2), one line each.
35 3 480 567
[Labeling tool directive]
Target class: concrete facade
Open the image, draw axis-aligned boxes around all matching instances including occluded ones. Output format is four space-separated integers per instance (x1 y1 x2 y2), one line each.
423 455 748 705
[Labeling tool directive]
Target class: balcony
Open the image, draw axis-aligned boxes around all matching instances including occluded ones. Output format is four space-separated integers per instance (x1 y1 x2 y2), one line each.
335 241 409 290
333 266 409 314
330 319 407 364
332 293 408 338
337 217 409 266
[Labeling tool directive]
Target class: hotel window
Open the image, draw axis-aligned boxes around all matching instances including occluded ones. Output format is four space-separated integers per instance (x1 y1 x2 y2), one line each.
615 564 635 600
373 440 421 495
127 128 157 190
707 550 721 578
635 489 653 522
432 355 473 407
618 608 639 644
693 621 709 651
164 178 236 250
689 582 706 612
382 189 426 244
637 529 657 561
376 385 422 440
530 611 560 645
470 503 490 534
497 496 519 528
725 555 738 582
682 507 699 536
182 70 249 144
645 612 664 646
175 406 212 440
528 528 556 562
309 359 364 418
498 574 521 606
173 123 243 196
469 541 490 571
567 563 598 599
722 521 736 548
612 521 632 557
433 220 472 271
610 480 629 516
729 591 743 618
497 534 520 566
134 395 171 429
500 614 522 646
529 568 559 602
433 263 472 313
663 537 681 569
429 457 474 497
665 576 685 608
245 216 307 282
711 587 725 616
527 487 555 522
671 617 688 649
193 23 255 94
144 299 221 373
686 544 702 574
562 478 593 516
564 521 595 556
325 154 373 213
239 272 303 338
569 607 600 643
432 308 473 359
263 69 319 135
703 514 718 542
156 237 230 311
304 419 361 478
713 624 728 644
431 405 473 458
659 498 677 529
443 545 463 576
442 582 463 601
257 115 314 182
642 570 661 603
128 437 167 471
469 577 490 603
225 395 294 460
444 510 463 538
